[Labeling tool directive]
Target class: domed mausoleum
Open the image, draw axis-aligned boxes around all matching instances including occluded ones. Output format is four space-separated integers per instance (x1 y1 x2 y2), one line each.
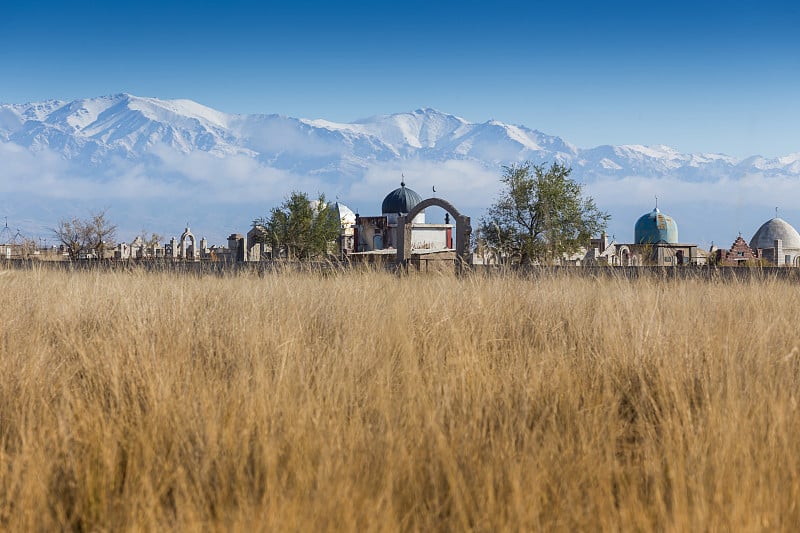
599 204 698 266
749 217 800 266
634 207 679 244
382 182 425 224
353 180 454 255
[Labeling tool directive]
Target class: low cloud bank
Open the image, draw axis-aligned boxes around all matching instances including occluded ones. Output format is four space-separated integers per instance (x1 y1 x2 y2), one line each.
586 174 800 247
1 142 796 248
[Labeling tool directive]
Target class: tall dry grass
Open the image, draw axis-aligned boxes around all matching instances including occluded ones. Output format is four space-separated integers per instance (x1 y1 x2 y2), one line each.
1 266 799 531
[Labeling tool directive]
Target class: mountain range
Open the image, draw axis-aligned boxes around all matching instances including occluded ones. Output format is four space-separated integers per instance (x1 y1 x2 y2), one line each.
1 93 799 245
2 93 800 179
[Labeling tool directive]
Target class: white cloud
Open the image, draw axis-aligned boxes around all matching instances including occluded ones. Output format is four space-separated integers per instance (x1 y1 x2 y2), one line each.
348 158 501 214
586 173 800 213
234 117 345 157
585 174 800 247
3 139 800 248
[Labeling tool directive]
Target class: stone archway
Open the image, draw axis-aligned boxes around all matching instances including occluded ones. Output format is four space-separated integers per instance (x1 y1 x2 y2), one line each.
395 197 472 271
618 245 632 267
179 227 198 261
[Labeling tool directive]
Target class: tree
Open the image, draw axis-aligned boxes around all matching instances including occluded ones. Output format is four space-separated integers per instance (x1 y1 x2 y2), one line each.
86 209 117 259
479 161 609 265
138 230 163 249
253 192 340 260
52 209 117 260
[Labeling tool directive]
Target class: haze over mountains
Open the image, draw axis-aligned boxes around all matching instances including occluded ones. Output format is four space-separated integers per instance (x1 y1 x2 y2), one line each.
1 93 799 246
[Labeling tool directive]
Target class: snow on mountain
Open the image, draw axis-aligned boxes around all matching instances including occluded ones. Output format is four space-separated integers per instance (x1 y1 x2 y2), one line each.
1 93 799 183
347 108 474 151
739 153 800 176
1 94 249 162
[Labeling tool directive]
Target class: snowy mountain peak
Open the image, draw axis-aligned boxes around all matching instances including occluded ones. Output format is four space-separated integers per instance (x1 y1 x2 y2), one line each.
0 93 247 160
411 107 450 117
124 94 231 129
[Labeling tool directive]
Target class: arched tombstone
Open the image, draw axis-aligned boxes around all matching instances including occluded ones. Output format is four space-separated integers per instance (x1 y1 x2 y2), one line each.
396 197 472 273
618 245 632 267
179 227 198 261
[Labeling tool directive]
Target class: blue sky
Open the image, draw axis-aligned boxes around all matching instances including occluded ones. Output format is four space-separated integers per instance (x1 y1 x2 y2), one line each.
2 0 799 159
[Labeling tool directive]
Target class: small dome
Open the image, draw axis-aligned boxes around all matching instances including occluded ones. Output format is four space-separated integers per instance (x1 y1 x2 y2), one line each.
382 182 422 215
749 217 800 250
332 202 356 226
634 208 678 244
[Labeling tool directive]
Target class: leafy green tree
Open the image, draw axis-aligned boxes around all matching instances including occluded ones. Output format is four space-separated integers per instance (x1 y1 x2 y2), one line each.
480 161 609 265
253 191 340 260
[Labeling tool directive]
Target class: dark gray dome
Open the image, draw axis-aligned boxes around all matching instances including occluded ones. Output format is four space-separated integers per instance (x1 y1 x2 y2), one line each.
381 182 422 214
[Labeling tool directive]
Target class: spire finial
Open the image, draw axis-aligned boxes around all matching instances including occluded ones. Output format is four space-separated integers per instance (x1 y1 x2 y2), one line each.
776 206 779 219
655 195 658 210
401 173 405 187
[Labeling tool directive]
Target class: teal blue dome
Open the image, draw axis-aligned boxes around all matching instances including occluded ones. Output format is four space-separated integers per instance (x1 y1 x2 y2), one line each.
635 208 678 244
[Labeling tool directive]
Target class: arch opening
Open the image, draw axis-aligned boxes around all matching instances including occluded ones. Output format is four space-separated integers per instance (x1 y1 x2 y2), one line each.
396 197 472 271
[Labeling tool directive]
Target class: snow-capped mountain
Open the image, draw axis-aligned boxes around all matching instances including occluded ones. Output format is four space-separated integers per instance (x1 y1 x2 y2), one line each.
3 93 796 180
0 94 247 162
1 93 799 246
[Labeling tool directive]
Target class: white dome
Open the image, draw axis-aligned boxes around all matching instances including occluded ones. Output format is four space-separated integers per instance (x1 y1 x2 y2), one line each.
333 202 356 226
749 218 800 250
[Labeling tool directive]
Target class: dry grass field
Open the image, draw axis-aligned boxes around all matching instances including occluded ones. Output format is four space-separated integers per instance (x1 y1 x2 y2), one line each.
1 266 800 531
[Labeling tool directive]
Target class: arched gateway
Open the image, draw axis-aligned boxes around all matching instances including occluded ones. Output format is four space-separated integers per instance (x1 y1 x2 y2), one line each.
179 227 199 261
395 198 472 270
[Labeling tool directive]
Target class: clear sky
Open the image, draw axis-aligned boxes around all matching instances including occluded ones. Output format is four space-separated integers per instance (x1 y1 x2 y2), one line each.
1 0 799 159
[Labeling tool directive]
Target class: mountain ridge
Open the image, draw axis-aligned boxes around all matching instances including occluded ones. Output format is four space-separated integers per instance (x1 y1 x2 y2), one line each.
3 93 798 181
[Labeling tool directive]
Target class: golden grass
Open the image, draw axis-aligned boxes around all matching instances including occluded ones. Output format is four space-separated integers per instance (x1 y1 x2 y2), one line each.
1 266 799 531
